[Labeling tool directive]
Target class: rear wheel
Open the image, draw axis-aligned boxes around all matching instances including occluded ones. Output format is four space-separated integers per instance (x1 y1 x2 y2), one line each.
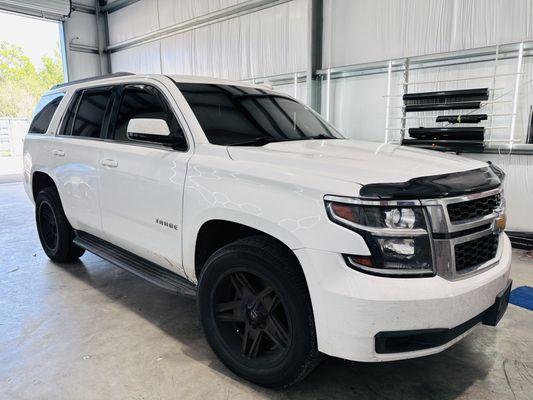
198 236 320 388
35 187 85 262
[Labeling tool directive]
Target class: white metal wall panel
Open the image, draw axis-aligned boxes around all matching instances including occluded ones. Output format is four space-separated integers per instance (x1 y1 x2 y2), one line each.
111 0 307 81
323 0 533 68
108 0 160 45
68 51 101 81
0 0 70 19
158 0 249 29
67 11 99 48
110 41 162 73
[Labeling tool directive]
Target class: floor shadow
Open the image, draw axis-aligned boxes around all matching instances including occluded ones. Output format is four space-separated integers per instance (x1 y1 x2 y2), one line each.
56 255 495 399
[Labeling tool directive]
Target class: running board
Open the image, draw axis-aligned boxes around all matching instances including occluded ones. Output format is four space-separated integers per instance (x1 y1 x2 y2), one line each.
73 232 196 298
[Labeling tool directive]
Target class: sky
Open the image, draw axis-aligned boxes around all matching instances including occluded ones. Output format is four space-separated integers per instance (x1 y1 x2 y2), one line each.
0 11 61 68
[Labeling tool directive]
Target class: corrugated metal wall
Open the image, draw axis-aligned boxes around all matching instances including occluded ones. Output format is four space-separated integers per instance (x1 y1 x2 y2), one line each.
322 0 533 69
108 0 308 82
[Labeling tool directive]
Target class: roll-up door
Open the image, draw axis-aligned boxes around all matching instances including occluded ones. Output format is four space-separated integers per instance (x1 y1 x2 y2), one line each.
0 0 71 20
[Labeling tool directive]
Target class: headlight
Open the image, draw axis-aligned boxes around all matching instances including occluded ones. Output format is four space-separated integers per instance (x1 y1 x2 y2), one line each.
326 199 434 277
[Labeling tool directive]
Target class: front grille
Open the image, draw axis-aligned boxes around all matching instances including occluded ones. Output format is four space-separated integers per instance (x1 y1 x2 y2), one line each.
455 234 499 272
447 193 500 222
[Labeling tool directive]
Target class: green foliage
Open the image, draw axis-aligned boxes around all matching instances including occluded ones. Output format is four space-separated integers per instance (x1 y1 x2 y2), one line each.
0 41 64 118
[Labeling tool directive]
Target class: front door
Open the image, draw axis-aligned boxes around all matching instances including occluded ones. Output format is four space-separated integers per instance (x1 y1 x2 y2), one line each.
98 82 191 275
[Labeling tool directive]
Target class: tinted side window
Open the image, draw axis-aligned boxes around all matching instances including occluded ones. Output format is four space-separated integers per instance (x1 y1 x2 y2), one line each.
113 85 183 142
71 89 113 138
60 93 80 136
28 93 64 134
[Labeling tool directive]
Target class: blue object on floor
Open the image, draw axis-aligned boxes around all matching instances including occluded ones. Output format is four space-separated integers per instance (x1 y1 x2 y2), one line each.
509 286 533 311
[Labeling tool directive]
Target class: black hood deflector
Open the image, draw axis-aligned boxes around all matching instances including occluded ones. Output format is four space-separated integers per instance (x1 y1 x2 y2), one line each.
359 166 501 200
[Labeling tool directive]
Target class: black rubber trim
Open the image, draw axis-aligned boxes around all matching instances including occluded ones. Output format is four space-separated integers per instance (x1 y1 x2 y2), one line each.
405 102 481 112
73 231 197 297
403 88 489 101
435 114 487 124
359 167 500 200
375 280 511 354
408 127 484 141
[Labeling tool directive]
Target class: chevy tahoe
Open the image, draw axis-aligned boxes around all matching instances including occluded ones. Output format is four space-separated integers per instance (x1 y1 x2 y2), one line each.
23 73 512 388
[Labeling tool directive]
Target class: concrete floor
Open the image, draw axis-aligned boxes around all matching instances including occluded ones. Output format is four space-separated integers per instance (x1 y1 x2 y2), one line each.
1 181 532 400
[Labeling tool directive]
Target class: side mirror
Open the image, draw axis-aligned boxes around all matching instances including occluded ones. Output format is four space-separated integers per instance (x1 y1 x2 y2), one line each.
126 118 186 149
127 118 170 138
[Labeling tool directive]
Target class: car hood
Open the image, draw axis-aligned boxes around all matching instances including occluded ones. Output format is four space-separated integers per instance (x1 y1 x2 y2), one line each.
226 139 488 186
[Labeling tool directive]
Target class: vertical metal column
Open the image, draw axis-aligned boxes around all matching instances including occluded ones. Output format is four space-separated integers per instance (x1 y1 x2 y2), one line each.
306 0 323 111
59 22 70 81
384 60 392 143
325 68 331 121
400 58 410 143
487 45 499 145
509 42 524 148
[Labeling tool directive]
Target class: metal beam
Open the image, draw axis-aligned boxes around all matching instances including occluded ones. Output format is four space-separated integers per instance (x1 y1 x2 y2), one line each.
306 0 323 110
105 0 291 53
69 43 100 55
71 2 96 14
98 1 112 74
100 0 141 14
59 22 70 81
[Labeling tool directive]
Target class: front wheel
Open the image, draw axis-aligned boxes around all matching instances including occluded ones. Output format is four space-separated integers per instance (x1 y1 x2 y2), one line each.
198 236 321 388
35 187 85 262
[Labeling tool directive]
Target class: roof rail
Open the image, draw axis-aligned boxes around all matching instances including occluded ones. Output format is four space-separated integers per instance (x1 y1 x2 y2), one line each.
51 72 135 90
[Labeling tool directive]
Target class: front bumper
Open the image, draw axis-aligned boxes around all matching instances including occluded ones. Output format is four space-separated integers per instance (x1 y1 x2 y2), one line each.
295 233 512 362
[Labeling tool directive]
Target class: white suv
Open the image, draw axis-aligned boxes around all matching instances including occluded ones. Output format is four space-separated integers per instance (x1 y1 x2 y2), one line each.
24 73 512 388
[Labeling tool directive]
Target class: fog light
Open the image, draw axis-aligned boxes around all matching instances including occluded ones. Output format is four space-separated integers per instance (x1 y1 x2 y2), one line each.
379 238 415 257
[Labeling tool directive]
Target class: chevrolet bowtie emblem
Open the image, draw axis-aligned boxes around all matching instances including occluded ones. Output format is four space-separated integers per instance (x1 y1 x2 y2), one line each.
494 214 506 233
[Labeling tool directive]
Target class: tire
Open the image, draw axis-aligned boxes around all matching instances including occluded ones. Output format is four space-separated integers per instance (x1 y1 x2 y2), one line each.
198 235 321 388
35 187 85 262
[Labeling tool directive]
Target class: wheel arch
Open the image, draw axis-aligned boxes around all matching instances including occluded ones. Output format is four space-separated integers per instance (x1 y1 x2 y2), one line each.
193 219 303 282
32 170 58 201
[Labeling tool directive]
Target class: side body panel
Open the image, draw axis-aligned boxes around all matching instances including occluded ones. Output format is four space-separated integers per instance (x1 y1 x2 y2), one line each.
98 77 194 275
98 142 190 274
24 89 103 239
50 136 103 236
181 144 369 282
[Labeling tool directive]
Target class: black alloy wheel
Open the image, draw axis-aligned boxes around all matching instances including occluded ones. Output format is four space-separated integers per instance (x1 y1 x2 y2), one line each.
35 187 85 262
38 201 59 252
198 236 321 388
213 269 291 362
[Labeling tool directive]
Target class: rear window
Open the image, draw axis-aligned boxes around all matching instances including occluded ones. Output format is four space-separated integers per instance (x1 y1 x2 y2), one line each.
72 90 113 138
28 93 64 134
61 88 113 138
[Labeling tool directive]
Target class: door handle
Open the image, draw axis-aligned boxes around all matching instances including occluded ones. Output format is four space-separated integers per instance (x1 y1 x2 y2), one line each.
100 159 118 168
52 149 65 157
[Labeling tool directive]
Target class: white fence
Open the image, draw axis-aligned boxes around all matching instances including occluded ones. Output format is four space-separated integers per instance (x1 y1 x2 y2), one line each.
0 118 29 157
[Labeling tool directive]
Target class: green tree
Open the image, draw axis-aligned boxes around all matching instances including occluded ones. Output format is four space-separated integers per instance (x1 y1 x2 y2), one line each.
0 41 64 118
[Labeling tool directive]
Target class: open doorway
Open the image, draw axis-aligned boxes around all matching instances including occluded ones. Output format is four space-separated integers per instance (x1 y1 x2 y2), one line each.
0 11 65 181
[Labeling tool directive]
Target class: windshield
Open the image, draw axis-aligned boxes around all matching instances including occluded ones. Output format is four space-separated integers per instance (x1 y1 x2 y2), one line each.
175 82 343 146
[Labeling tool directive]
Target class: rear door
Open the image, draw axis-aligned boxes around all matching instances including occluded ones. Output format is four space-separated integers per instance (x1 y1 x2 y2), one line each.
51 87 115 236
98 81 192 275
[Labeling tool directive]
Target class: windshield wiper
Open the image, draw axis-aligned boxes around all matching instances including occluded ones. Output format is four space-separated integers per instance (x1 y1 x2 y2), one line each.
230 136 293 146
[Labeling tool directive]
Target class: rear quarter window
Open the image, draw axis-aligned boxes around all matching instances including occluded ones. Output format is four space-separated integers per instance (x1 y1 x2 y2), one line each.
28 93 65 134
